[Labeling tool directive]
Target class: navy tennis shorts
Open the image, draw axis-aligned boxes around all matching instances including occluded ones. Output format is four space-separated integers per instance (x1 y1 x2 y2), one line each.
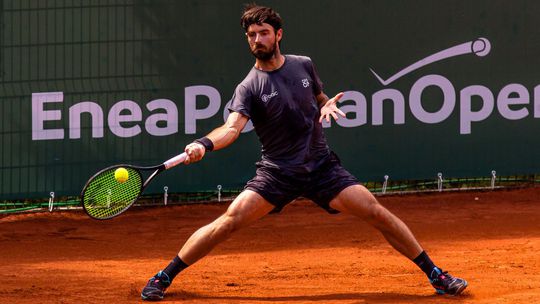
245 152 359 214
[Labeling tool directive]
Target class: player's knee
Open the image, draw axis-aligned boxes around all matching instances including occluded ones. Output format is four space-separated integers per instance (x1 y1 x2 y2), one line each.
214 213 239 237
367 204 385 222
362 199 388 224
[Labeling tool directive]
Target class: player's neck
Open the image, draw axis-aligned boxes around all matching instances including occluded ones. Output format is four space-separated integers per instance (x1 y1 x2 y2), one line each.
255 53 285 72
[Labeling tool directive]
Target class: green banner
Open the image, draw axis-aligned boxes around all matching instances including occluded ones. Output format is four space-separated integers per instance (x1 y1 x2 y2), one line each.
1 0 539 199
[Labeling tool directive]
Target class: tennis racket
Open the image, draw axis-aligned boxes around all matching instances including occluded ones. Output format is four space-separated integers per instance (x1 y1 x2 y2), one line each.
80 152 187 220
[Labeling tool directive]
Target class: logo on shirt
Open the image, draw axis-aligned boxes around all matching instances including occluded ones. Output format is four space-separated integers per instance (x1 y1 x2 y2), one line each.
261 91 278 103
302 78 310 88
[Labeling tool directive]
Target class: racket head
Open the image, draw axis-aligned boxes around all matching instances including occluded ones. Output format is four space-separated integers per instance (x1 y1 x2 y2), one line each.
81 165 144 220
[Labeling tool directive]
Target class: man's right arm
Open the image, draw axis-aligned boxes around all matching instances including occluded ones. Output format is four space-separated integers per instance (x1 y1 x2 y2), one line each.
184 111 249 164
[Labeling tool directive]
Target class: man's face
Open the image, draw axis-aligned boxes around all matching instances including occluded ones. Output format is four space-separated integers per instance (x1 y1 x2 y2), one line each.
246 23 282 60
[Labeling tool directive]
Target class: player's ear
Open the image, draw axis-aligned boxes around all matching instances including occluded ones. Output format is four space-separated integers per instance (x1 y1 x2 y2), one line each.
276 28 283 42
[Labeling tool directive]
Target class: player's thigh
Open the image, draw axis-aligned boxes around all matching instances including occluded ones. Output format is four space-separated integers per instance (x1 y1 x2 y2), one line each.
328 184 381 218
224 189 275 230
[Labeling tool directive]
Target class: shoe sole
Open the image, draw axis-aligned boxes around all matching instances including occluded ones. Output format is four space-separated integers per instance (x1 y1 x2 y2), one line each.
451 281 468 296
435 280 468 296
141 293 164 301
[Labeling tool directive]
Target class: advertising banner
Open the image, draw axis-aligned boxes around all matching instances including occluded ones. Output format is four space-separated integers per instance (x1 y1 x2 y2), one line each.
1 1 539 199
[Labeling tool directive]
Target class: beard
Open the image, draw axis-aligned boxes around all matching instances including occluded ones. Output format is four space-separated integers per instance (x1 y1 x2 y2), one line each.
250 41 278 61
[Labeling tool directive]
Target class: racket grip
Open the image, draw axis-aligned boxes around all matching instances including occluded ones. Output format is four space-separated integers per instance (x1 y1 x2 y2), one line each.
163 152 188 169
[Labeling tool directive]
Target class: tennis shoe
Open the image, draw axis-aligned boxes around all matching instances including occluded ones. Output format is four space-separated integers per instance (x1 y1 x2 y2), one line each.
141 271 171 301
429 268 468 296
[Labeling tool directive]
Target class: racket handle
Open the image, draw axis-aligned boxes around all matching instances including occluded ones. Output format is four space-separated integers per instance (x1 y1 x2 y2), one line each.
163 152 187 169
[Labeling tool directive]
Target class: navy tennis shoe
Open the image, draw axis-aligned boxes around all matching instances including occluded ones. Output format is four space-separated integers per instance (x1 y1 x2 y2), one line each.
429 268 468 296
141 271 171 301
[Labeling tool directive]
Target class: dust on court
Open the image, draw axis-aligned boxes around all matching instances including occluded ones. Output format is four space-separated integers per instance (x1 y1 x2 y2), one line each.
1 187 539 303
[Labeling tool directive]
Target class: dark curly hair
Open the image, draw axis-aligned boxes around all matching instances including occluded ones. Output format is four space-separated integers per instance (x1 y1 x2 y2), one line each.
240 4 282 33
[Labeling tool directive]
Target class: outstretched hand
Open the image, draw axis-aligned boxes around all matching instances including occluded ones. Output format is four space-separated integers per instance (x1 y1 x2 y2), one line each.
319 92 346 123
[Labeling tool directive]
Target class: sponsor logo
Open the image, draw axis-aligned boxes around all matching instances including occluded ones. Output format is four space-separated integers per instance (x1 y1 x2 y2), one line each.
321 37 540 134
30 38 540 140
261 91 279 103
370 37 491 86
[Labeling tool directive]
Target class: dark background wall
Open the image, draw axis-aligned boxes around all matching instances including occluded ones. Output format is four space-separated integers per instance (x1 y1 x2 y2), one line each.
1 0 539 199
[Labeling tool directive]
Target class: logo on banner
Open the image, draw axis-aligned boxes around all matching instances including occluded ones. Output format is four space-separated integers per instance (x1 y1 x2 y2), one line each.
30 37 540 140
369 38 491 86
322 37 540 134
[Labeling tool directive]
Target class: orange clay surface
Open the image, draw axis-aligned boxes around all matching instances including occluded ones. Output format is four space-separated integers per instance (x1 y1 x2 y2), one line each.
1 187 539 303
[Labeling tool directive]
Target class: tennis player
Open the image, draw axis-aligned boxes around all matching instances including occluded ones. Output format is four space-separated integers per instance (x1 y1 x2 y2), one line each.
142 4 467 301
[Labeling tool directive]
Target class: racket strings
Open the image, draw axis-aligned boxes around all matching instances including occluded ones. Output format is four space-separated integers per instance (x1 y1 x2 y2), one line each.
82 167 142 219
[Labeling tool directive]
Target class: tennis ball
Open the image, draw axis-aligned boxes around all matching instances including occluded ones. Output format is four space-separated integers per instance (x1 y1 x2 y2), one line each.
114 167 129 183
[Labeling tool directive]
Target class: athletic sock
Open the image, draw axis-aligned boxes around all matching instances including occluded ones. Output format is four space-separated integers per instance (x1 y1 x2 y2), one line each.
413 251 440 280
161 256 189 281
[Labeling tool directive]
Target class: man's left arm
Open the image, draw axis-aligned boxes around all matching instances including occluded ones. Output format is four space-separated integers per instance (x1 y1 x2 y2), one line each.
316 91 346 123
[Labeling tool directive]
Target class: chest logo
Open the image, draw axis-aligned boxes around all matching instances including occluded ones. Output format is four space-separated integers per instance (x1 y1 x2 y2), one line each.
261 91 278 103
302 78 310 88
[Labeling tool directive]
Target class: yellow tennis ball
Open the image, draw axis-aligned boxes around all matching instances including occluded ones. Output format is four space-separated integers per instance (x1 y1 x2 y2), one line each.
114 167 129 183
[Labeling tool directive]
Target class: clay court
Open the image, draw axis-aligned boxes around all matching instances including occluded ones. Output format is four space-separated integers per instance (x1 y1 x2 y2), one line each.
1 187 539 304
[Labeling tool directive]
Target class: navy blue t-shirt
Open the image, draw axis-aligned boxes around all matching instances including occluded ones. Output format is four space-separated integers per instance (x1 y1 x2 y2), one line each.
228 55 331 173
